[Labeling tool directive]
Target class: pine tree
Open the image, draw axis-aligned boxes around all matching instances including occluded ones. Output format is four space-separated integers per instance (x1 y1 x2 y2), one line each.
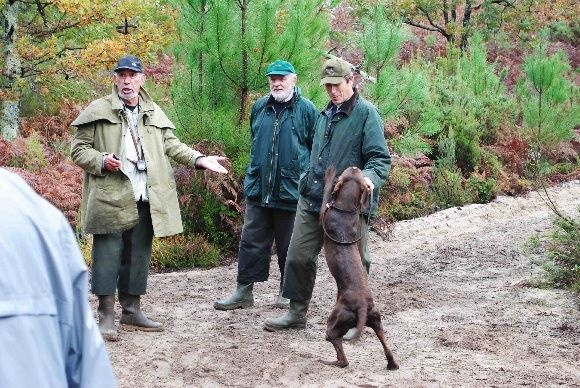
171 0 330 137
517 39 579 177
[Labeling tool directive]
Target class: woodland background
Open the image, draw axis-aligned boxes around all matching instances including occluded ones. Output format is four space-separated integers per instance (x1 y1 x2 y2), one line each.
0 0 578 291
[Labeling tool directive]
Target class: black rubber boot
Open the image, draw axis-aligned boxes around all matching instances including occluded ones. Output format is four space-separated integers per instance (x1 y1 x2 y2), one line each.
97 295 119 341
263 299 309 331
214 283 254 310
119 292 164 332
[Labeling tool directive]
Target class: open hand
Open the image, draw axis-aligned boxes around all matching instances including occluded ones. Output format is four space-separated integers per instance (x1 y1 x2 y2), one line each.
196 156 229 174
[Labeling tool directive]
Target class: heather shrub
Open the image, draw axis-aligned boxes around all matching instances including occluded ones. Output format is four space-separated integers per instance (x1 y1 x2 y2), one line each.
174 164 244 255
6 132 47 172
78 234 220 269
466 173 497 204
380 163 434 220
431 166 469 209
78 235 93 265
151 234 220 269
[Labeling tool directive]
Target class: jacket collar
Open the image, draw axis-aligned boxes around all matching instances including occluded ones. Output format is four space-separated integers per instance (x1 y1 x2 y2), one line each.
111 85 155 114
323 87 359 116
265 87 299 108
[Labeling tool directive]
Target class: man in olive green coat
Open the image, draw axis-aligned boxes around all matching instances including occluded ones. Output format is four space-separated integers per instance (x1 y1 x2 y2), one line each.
71 55 228 341
264 57 391 336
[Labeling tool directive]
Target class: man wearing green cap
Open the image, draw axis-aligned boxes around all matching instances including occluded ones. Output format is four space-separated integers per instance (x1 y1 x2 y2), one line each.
264 57 391 338
214 60 318 310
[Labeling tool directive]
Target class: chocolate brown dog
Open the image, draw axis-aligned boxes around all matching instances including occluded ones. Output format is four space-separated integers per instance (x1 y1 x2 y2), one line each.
319 166 398 370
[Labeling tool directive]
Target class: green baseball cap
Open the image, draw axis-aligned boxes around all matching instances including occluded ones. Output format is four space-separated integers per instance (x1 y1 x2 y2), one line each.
266 60 296 76
320 58 352 85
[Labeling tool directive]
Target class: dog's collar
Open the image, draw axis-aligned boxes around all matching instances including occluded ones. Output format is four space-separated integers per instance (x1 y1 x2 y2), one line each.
322 201 363 245
325 200 360 214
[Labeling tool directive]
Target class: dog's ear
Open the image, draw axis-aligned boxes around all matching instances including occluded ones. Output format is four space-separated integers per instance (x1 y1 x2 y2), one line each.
360 178 371 211
322 165 337 206
332 176 344 197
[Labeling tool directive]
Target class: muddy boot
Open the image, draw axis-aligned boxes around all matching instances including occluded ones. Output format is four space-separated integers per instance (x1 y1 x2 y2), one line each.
343 327 360 341
97 295 119 341
119 292 164 332
263 299 309 331
214 283 254 310
274 285 289 309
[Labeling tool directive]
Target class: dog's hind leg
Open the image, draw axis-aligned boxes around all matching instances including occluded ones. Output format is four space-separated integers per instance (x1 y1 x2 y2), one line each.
319 308 352 368
368 310 399 370
319 337 349 368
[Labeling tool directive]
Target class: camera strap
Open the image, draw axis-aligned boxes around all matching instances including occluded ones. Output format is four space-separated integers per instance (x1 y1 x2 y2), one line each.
125 104 143 162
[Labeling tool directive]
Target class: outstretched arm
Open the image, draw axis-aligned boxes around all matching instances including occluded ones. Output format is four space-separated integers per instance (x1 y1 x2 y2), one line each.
195 155 229 174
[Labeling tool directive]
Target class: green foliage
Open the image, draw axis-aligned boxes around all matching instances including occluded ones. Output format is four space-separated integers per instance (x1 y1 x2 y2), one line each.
380 166 435 220
548 20 578 42
177 171 240 254
431 165 469 209
170 0 330 174
466 174 497 204
197 190 238 251
516 38 579 171
431 34 515 174
151 234 220 269
357 10 441 157
541 212 580 294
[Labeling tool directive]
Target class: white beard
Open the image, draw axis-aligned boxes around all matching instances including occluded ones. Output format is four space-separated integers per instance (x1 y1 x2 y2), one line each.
119 91 138 102
271 89 293 102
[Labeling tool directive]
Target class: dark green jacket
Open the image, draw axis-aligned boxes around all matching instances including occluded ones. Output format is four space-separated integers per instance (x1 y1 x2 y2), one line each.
244 88 317 211
299 89 391 217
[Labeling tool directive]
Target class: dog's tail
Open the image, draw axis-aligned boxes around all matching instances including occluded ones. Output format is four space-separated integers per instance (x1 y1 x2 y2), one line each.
353 303 368 341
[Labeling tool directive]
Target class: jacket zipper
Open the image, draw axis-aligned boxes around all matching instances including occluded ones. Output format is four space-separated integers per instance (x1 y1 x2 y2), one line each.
265 107 286 205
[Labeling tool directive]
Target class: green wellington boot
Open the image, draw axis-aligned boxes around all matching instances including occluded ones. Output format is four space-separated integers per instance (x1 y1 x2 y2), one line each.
119 292 164 332
343 327 360 341
263 299 309 331
214 283 254 310
274 285 290 309
97 295 119 341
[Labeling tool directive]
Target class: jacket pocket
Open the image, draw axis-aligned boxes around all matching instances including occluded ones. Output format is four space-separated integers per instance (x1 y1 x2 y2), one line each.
243 165 261 199
84 175 136 232
278 167 300 202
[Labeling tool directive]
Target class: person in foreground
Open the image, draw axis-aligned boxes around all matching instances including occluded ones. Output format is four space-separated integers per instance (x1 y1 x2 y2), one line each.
214 60 317 311
263 57 391 339
0 168 116 387
71 55 228 341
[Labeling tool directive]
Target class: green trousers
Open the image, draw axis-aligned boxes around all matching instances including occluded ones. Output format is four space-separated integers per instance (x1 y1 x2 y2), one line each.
91 201 154 296
281 197 370 301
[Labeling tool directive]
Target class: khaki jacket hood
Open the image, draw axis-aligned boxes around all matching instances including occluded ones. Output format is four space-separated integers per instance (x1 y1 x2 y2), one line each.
71 86 175 130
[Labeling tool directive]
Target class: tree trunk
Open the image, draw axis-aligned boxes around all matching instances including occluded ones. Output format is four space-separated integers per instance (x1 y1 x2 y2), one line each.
238 0 249 125
1 0 21 141
460 0 473 51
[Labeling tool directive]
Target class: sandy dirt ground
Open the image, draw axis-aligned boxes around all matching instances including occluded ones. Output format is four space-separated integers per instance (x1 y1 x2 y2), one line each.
98 181 580 388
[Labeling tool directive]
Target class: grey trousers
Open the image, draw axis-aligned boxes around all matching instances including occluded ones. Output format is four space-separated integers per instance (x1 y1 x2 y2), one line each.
91 201 154 296
281 197 370 301
237 203 296 285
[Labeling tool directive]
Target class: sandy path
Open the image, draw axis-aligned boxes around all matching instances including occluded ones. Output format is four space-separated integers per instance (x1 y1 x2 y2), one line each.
101 181 580 387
